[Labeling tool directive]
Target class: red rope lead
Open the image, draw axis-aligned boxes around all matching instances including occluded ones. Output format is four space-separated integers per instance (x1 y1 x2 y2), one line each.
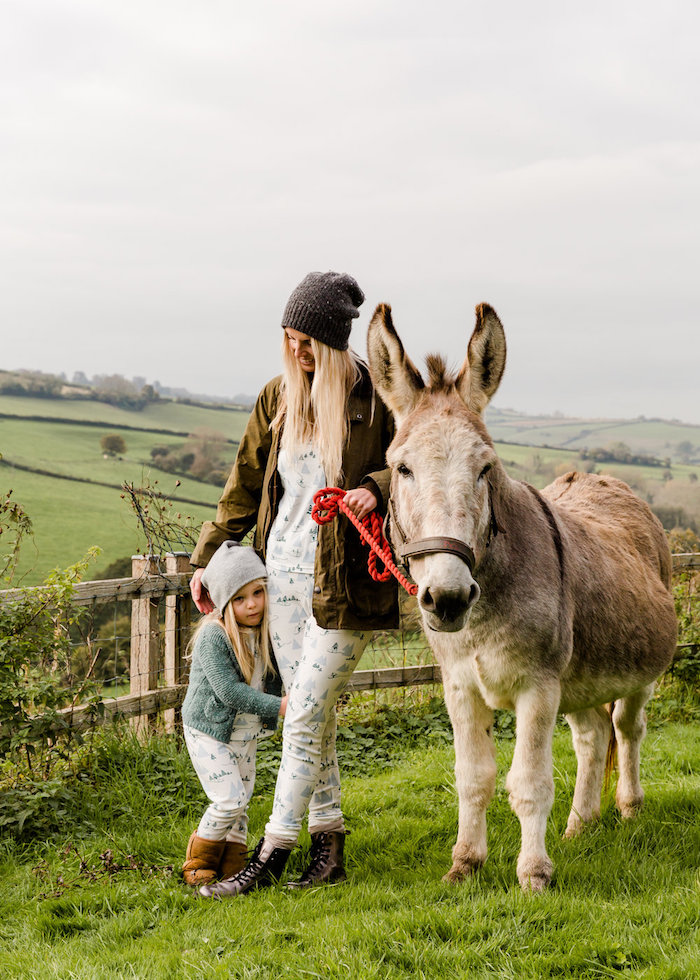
312 487 418 596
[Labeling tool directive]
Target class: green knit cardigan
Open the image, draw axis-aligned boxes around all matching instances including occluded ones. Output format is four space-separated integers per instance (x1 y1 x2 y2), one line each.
181 622 283 741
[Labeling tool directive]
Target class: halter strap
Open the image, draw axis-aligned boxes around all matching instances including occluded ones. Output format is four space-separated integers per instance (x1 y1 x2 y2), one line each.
386 489 503 577
398 537 476 573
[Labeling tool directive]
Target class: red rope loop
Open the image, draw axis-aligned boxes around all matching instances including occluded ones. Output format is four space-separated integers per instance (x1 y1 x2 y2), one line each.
312 487 418 596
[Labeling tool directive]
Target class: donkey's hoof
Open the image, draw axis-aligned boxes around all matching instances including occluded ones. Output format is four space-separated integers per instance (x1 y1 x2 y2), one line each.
616 795 644 820
563 810 599 839
520 872 552 893
442 858 480 884
517 857 554 893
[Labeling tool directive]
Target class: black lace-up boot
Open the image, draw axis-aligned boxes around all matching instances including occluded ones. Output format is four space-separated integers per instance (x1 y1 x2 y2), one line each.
199 838 290 898
287 831 346 889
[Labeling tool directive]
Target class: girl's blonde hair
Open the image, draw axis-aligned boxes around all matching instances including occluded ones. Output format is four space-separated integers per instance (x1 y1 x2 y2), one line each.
187 579 274 685
274 334 364 485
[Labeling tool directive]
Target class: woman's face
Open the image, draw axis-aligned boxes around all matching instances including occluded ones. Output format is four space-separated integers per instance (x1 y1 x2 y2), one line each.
284 327 315 373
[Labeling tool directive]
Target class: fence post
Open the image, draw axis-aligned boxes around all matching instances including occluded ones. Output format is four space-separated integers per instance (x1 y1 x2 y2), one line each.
130 555 160 735
164 552 192 732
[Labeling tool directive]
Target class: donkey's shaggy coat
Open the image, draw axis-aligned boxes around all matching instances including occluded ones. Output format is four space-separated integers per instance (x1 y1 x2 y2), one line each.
367 302 677 891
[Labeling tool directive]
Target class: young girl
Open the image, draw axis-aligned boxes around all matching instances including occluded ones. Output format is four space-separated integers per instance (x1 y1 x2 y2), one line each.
181 540 287 886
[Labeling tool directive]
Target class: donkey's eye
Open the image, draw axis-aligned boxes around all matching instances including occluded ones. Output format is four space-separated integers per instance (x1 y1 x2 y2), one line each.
397 463 413 479
478 464 492 481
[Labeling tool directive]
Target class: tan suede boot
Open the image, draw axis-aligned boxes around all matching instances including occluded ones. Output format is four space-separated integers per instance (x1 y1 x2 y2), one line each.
182 832 226 886
218 841 247 880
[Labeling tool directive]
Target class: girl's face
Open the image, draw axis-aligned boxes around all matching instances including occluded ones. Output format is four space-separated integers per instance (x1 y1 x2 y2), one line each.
284 327 315 372
230 581 266 628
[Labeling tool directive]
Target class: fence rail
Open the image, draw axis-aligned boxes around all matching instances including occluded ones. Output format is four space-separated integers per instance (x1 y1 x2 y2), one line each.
2 552 698 735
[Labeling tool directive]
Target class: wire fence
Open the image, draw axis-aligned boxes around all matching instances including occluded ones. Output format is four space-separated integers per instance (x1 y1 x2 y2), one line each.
1 552 698 736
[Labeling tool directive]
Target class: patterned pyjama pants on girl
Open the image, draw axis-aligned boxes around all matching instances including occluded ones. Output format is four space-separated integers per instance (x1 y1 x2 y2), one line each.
184 717 263 844
265 570 371 849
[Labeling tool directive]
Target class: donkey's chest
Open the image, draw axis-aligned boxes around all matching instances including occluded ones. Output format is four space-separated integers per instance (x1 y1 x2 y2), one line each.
438 632 534 711
472 642 533 710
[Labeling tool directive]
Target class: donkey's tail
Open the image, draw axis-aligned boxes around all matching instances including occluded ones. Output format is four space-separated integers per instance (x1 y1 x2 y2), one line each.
604 701 617 792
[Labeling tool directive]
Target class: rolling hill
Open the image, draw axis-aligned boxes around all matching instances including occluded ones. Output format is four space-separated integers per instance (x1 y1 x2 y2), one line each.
2 393 699 586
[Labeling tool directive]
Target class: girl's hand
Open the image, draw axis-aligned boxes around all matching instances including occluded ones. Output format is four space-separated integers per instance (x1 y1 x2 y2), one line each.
190 567 215 614
279 695 288 718
342 487 377 520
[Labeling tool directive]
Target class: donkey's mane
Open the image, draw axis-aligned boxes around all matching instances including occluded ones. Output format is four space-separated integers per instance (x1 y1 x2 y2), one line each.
425 353 457 392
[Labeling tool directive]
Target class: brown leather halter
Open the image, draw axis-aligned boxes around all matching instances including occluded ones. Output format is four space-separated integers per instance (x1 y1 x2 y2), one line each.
384 489 503 580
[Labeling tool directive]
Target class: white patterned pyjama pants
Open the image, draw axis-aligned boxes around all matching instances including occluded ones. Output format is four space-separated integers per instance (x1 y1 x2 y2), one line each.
264 570 371 848
184 716 264 844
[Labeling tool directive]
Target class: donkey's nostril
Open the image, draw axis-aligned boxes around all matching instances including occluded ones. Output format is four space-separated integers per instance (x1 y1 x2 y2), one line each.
421 587 436 611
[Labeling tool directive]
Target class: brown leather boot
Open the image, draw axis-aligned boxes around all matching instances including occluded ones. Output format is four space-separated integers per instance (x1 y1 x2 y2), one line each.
199 837 291 898
286 831 346 889
218 841 247 879
182 832 226 886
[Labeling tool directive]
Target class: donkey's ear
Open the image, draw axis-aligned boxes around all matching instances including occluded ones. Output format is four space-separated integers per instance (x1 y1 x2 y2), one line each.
455 303 507 414
367 303 425 422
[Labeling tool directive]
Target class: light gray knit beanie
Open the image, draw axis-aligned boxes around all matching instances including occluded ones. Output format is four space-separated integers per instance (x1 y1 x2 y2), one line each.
281 271 365 351
201 541 267 614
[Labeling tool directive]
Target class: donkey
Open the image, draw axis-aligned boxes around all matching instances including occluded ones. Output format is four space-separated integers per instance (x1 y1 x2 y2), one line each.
367 302 677 891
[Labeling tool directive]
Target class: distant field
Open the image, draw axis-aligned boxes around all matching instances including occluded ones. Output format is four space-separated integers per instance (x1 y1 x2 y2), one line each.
486 409 700 462
0 417 228 499
493 441 699 490
0 396 229 585
0 394 250 441
2 394 698 587
3 467 218 586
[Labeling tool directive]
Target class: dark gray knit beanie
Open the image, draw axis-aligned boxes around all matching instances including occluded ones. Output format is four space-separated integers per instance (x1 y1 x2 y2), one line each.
201 541 267 614
281 271 365 351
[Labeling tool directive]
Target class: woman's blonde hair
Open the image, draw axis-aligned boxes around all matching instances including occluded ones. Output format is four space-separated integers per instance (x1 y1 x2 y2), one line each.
187 579 274 685
275 334 363 485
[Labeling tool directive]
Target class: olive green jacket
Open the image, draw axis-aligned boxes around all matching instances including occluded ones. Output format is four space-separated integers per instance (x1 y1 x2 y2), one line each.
191 365 399 630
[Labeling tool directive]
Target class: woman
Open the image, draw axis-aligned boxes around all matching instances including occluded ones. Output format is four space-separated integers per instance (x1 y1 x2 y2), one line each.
189 271 398 896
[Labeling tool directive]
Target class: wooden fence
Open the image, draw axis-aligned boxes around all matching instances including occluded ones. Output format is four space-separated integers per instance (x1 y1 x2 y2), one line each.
1 552 698 736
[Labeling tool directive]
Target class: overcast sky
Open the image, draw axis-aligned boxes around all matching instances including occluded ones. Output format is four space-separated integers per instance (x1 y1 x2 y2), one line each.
2 0 699 423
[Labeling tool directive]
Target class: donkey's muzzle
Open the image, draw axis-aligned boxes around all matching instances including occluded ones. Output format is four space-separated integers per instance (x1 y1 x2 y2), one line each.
420 581 480 632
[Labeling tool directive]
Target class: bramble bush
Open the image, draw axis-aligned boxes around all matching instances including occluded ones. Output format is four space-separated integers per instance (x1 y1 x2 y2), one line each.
0 491 101 838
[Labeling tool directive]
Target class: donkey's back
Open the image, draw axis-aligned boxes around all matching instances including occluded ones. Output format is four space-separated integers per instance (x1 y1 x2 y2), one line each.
544 469 672 586
541 470 677 711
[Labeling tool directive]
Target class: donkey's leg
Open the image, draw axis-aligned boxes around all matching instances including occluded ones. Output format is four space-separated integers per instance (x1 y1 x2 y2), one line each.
563 705 611 838
441 666 496 882
612 683 654 819
507 680 560 892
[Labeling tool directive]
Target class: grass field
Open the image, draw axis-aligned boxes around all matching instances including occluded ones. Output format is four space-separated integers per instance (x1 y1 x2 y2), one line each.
0 394 251 441
2 467 218 585
1 714 698 979
486 409 700 461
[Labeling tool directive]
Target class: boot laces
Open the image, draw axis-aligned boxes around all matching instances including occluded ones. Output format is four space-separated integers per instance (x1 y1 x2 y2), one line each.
303 833 331 878
229 842 266 886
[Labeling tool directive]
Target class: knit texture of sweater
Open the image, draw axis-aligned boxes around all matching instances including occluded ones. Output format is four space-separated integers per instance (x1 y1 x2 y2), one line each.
181 622 282 741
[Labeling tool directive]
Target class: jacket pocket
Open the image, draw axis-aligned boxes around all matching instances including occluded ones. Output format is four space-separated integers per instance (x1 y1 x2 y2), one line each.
344 543 396 620
203 695 231 725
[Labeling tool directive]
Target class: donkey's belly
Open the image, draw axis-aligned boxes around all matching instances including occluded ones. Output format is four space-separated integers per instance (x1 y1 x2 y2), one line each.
468 642 664 715
558 668 662 714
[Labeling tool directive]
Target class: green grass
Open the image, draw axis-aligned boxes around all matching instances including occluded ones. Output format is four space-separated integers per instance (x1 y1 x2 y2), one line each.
0 394 251 441
3 467 218 585
0 711 698 979
0 417 226 492
486 410 700 461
